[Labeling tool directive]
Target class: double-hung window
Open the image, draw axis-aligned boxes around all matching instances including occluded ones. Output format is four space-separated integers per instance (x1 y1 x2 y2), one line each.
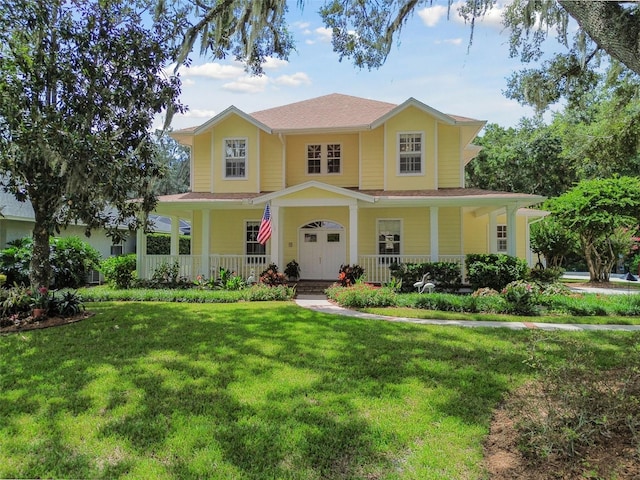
398 132 423 174
377 219 401 264
225 138 247 179
246 221 266 262
307 143 341 175
497 225 507 252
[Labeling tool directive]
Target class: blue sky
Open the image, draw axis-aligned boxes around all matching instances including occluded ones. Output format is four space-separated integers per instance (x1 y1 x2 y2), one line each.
164 1 562 131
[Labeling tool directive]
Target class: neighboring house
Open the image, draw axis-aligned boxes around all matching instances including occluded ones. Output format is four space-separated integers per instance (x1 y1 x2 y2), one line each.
141 93 545 283
0 192 136 261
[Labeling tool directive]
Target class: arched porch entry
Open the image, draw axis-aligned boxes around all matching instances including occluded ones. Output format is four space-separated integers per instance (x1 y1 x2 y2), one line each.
298 220 346 280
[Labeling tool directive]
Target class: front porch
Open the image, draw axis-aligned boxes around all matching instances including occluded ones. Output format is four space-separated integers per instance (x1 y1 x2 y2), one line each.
138 253 466 284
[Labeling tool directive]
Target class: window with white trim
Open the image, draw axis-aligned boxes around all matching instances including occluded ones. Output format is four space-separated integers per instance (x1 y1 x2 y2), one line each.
224 138 247 178
497 224 507 252
377 219 401 264
398 132 423 174
246 221 266 262
307 143 341 174
110 244 123 256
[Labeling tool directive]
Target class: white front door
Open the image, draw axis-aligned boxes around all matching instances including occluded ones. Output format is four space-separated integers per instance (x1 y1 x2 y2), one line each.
299 221 346 280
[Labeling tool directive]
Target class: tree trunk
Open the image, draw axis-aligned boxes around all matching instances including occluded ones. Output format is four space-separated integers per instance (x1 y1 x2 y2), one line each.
30 211 51 289
559 0 640 75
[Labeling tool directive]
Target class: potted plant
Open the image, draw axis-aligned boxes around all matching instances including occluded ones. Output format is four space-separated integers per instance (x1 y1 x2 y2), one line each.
284 259 301 281
31 286 50 318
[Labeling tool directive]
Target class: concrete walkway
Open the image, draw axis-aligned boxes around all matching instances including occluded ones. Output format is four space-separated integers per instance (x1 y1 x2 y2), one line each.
294 295 640 332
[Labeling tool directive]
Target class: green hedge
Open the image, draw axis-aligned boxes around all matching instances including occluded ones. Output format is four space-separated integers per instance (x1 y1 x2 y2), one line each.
466 253 528 291
146 233 191 255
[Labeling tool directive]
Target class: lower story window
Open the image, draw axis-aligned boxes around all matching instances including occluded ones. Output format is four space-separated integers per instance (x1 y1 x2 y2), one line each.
246 221 266 262
110 244 123 256
378 219 401 263
497 224 507 252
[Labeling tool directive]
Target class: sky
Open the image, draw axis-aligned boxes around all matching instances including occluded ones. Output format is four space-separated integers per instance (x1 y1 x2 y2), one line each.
163 1 563 132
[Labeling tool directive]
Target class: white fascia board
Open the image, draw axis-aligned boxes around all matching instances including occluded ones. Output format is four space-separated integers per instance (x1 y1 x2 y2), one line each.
194 106 272 135
251 180 375 205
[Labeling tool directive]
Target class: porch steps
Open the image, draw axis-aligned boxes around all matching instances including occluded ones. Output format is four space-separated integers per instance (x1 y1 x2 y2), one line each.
293 280 335 296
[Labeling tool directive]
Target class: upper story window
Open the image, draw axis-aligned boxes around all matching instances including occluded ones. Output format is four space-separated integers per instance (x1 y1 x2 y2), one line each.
307 143 341 175
225 138 247 179
398 132 423 175
497 225 507 252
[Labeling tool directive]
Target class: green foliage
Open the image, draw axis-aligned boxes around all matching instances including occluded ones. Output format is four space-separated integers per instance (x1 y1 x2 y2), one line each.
1 284 33 317
50 290 85 317
259 263 287 286
284 259 300 279
502 280 540 316
546 176 640 282
466 254 529 291
528 266 565 284
151 261 181 284
151 131 190 195
99 254 137 289
0 236 100 288
325 283 396 308
50 237 101 288
0 0 183 288
530 217 578 268
389 261 461 293
338 264 365 286
145 233 191 255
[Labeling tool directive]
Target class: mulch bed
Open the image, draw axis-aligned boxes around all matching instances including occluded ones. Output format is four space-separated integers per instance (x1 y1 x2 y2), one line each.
0 312 94 333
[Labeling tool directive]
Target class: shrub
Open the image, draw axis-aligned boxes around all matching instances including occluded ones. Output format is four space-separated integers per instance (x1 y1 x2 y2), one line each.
466 253 528 291
528 266 565 284
50 290 85 316
259 263 287 286
325 283 396 308
50 237 101 288
1 284 33 316
338 264 365 286
0 236 101 288
389 261 462 293
100 254 137 289
146 233 191 255
502 280 540 316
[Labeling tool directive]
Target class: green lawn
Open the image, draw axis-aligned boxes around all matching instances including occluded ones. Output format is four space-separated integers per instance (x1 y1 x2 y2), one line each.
1 301 636 479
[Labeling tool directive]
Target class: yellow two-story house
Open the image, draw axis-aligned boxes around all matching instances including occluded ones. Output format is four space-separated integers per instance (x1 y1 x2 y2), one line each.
138 93 545 283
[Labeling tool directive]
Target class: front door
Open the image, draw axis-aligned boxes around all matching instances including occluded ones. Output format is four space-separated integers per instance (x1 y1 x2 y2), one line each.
299 221 346 280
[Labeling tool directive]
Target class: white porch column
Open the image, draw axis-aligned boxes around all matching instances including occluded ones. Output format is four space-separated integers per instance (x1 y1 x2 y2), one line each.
430 206 439 261
170 215 179 256
489 211 498 253
349 204 358 264
506 204 517 257
270 204 280 267
201 209 211 277
136 227 147 278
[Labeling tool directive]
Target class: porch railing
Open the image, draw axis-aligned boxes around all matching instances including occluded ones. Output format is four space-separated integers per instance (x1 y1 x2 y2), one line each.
358 255 466 284
140 254 271 280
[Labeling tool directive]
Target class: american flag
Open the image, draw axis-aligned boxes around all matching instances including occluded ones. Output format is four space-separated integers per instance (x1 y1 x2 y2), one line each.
257 203 272 245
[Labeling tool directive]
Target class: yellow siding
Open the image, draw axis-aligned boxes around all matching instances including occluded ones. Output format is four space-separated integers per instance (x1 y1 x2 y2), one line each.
285 133 359 188
282 187 349 200
192 132 211 192
360 127 384 190
497 214 529 258
191 211 202 255
438 125 461 187
438 207 461 255
384 106 436 191
463 209 488 254
260 131 283 192
358 207 430 255
211 115 260 194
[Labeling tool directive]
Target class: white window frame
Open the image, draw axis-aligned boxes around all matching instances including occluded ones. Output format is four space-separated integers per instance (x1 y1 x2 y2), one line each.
223 137 248 179
306 143 342 175
245 220 266 259
110 243 123 256
377 218 402 264
497 224 508 252
397 132 424 176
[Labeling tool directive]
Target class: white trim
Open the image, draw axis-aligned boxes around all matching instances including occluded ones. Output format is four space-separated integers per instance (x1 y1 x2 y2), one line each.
376 218 403 257
253 180 374 204
256 127 261 193
434 122 438 188
194 106 272 135
396 131 425 176
371 97 485 129
358 132 362 188
244 219 266 256
349 205 358 265
210 131 215 193
430 207 439 258
222 137 249 180
202 210 211 276
271 204 280 267
383 123 388 190
305 142 343 176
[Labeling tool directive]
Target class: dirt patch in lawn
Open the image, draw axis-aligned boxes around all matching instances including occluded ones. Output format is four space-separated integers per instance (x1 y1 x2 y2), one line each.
0 311 94 333
484 378 640 479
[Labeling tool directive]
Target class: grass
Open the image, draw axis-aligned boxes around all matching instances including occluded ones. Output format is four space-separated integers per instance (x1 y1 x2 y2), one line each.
1 301 638 479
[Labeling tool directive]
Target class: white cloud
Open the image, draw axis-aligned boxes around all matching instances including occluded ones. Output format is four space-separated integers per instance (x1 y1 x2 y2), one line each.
178 109 217 119
222 75 270 93
293 21 310 29
273 72 311 87
262 56 289 70
315 27 333 43
418 5 449 27
182 62 244 80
